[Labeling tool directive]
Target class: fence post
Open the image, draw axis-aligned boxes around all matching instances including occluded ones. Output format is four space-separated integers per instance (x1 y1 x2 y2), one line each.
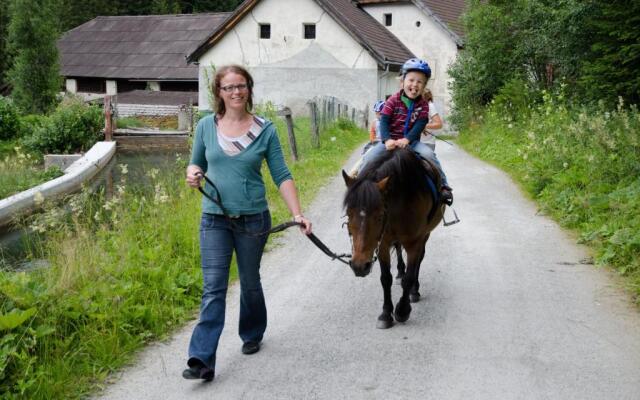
277 107 298 161
104 95 113 141
308 101 319 148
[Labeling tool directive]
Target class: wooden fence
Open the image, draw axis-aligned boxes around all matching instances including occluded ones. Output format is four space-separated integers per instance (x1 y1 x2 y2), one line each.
276 97 367 161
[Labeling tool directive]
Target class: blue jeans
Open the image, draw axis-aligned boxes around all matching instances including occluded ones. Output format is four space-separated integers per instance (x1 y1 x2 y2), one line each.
187 210 271 370
360 141 449 186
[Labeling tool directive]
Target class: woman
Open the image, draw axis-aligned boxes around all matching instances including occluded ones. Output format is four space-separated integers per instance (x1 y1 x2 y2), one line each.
183 65 312 382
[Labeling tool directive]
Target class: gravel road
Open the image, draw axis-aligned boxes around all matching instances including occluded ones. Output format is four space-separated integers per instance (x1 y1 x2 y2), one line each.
96 143 640 400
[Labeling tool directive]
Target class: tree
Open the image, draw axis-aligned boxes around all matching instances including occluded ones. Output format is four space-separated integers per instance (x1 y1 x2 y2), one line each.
7 0 61 114
579 0 640 105
0 1 11 89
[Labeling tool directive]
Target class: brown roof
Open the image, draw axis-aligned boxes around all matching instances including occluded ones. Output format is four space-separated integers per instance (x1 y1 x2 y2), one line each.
58 13 231 80
187 0 415 69
356 0 466 44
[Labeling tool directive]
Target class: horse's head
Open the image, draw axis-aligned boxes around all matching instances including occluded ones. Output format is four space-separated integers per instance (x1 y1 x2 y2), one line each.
342 170 389 277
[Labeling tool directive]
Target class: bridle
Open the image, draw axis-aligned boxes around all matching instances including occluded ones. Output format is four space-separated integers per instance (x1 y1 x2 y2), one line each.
195 172 352 265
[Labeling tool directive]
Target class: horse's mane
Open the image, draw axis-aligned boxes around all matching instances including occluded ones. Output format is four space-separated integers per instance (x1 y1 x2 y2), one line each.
344 148 438 212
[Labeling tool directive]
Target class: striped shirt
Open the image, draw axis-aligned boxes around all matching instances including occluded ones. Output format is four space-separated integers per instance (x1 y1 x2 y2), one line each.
381 91 429 140
216 115 266 155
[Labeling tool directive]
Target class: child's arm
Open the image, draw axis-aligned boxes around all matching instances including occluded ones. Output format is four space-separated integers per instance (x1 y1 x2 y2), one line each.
379 114 392 142
405 117 428 143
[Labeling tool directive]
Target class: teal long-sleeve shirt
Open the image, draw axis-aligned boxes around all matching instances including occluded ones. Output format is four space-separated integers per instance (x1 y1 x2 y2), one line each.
189 114 293 215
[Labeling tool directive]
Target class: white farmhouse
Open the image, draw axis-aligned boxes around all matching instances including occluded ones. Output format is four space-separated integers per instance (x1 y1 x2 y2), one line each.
187 0 414 117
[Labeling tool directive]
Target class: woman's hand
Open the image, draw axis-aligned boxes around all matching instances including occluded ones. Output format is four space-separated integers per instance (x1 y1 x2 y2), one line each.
186 165 204 188
293 214 312 235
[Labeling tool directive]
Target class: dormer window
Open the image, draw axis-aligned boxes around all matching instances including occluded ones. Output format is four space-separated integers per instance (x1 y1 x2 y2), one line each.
259 23 271 39
384 13 392 26
304 24 316 39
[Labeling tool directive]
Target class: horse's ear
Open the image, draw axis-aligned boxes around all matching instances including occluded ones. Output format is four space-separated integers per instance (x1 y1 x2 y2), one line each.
377 177 389 192
342 170 355 187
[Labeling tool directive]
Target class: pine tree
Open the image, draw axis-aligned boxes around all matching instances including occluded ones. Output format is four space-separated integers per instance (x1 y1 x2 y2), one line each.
8 0 61 114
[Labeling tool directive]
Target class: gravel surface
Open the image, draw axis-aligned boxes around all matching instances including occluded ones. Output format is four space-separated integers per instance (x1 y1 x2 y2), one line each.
96 143 640 400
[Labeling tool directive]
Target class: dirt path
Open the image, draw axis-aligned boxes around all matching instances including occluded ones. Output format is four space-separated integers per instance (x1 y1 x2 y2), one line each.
96 143 640 400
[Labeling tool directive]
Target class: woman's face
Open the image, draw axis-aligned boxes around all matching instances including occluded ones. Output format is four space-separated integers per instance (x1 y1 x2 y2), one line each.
219 72 249 111
402 71 427 99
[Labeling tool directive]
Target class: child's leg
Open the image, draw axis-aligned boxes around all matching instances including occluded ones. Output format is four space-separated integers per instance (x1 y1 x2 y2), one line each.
410 141 449 187
359 142 387 173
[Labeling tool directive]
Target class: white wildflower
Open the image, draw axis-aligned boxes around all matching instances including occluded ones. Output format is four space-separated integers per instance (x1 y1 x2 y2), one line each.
33 192 45 205
119 164 128 175
330 137 336 142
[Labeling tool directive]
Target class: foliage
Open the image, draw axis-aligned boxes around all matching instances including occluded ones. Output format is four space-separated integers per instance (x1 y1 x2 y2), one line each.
21 97 103 155
457 94 640 300
0 116 366 399
7 0 61 115
0 1 10 89
579 0 640 105
0 96 21 140
0 146 63 199
55 0 244 31
448 0 639 127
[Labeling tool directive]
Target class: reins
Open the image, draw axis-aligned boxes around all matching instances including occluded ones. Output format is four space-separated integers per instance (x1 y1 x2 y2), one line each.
195 172 351 265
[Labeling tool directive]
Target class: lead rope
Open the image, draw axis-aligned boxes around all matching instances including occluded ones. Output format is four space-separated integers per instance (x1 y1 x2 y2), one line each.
194 172 351 265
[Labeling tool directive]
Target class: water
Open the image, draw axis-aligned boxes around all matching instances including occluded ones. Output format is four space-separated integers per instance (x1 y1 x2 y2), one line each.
0 148 189 271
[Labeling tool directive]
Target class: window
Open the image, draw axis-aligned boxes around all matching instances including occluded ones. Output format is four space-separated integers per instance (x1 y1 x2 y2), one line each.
384 13 392 26
304 24 316 39
259 23 270 39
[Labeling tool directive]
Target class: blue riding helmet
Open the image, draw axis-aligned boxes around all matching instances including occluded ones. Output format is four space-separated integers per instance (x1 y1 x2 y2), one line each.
401 58 432 79
373 100 385 113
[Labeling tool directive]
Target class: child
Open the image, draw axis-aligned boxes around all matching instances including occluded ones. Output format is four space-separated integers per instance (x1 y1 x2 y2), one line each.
360 58 453 205
348 100 386 176
363 100 385 154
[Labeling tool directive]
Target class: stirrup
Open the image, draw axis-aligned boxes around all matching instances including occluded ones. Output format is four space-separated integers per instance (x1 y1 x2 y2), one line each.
443 207 460 226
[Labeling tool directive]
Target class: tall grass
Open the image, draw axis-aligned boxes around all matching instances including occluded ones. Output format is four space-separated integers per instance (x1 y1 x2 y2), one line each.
0 116 366 399
458 93 640 300
0 146 63 199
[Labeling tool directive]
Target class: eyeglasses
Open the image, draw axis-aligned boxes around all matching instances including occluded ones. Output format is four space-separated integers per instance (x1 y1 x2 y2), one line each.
220 84 248 93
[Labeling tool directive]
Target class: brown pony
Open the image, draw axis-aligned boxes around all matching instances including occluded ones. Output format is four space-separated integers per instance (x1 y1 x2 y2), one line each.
342 148 444 328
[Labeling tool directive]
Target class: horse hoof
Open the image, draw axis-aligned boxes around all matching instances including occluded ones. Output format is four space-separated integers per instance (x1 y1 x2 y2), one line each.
394 312 410 323
376 319 394 329
410 293 420 303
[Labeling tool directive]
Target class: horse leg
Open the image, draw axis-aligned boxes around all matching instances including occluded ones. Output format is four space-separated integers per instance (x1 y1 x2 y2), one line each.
376 248 394 329
410 234 429 303
394 241 423 323
394 242 405 284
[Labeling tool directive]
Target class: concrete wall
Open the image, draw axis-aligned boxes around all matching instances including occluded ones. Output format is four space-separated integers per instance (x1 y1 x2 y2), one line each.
197 0 379 116
361 3 459 124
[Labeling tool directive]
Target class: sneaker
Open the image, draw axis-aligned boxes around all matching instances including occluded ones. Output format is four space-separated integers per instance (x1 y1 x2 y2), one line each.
241 341 261 355
441 185 453 206
182 359 214 382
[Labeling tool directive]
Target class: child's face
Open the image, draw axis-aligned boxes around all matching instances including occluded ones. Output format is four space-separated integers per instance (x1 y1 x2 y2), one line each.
402 71 427 99
375 112 381 118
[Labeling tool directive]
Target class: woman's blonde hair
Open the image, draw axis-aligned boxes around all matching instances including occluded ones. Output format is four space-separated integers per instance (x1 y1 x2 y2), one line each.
212 65 254 116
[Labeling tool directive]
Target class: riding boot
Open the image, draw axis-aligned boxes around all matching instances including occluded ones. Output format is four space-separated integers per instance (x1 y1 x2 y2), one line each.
441 184 453 206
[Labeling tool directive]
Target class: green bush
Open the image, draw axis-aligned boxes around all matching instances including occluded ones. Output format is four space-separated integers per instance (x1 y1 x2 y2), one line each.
22 97 103 155
0 96 21 140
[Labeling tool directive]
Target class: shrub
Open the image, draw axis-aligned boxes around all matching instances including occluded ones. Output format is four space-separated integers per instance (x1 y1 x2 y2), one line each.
0 96 21 140
22 97 103 155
